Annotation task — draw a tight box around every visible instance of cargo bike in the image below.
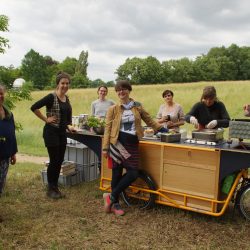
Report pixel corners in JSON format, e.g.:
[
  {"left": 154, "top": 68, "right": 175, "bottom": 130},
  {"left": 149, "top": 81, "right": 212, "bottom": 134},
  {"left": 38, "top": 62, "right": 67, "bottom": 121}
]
[{"left": 67, "top": 120, "right": 250, "bottom": 220}]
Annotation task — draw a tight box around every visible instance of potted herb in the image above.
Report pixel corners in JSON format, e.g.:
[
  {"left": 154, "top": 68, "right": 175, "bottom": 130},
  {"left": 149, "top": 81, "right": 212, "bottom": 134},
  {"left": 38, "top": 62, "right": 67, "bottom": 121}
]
[{"left": 86, "top": 116, "right": 106, "bottom": 135}]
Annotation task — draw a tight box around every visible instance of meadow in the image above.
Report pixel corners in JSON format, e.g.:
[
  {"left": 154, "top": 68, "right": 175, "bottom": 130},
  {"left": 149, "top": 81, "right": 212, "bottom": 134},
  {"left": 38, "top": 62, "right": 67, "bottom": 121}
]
[
  {"left": 14, "top": 80, "right": 250, "bottom": 156},
  {"left": 1, "top": 81, "right": 250, "bottom": 249},
  {"left": 0, "top": 163, "right": 249, "bottom": 249}
]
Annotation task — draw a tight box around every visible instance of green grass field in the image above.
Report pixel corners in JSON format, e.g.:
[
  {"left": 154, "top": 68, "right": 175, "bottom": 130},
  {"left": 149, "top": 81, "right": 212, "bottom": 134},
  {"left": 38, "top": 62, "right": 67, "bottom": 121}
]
[
  {"left": 0, "top": 163, "right": 249, "bottom": 249},
  {"left": 14, "top": 81, "right": 250, "bottom": 156}
]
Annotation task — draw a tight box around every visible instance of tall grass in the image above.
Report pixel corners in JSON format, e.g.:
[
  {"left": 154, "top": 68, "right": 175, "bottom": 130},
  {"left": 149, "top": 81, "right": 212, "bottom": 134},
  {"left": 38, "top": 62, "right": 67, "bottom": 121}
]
[
  {"left": 14, "top": 81, "right": 250, "bottom": 156},
  {"left": 0, "top": 163, "right": 249, "bottom": 249}
]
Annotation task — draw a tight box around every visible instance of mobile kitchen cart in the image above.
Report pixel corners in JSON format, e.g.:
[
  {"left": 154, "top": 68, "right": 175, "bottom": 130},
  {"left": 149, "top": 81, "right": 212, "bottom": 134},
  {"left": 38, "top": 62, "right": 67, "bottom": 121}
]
[{"left": 67, "top": 123, "right": 250, "bottom": 220}]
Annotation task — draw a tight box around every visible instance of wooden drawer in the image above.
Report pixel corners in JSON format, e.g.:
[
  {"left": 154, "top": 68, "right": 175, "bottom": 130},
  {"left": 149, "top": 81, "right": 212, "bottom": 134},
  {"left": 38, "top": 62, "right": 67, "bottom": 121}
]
[{"left": 163, "top": 146, "right": 219, "bottom": 170}]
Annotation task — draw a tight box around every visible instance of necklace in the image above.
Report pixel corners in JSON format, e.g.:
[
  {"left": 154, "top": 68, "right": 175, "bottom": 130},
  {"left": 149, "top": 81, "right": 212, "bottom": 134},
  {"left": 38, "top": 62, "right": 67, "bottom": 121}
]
[{"left": 55, "top": 91, "right": 66, "bottom": 102}]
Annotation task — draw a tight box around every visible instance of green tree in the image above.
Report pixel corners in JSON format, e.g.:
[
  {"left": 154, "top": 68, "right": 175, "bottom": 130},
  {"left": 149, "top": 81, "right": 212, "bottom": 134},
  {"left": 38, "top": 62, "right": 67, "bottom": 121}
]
[
  {"left": 139, "top": 56, "right": 163, "bottom": 84},
  {"left": 115, "top": 57, "right": 144, "bottom": 83},
  {"left": 21, "top": 49, "right": 50, "bottom": 89},
  {"left": 58, "top": 57, "right": 77, "bottom": 76},
  {"left": 90, "top": 78, "right": 105, "bottom": 88},
  {"left": 161, "top": 60, "right": 174, "bottom": 83},
  {"left": 75, "top": 50, "right": 88, "bottom": 76},
  {"left": 0, "top": 65, "right": 21, "bottom": 88},
  {"left": 167, "top": 58, "right": 194, "bottom": 83},
  {"left": 71, "top": 73, "right": 90, "bottom": 88},
  {"left": 0, "top": 15, "right": 9, "bottom": 54},
  {"left": 0, "top": 14, "right": 31, "bottom": 130}
]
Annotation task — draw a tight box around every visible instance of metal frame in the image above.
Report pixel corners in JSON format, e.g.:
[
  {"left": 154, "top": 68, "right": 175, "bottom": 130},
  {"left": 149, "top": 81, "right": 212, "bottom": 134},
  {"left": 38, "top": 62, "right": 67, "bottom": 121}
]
[{"left": 100, "top": 170, "right": 248, "bottom": 217}]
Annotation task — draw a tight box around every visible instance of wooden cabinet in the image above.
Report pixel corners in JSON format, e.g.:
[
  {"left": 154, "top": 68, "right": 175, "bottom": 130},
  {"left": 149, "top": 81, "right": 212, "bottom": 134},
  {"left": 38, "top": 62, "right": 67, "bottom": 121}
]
[
  {"left": 162, "top": 146, "right": 220, "bottom": 199},
  {"left": 138, "top": 142, "right": 220, "bottom": 211},
  {"left": 101, "top": 141, "right": 221, "bottom": 212}
]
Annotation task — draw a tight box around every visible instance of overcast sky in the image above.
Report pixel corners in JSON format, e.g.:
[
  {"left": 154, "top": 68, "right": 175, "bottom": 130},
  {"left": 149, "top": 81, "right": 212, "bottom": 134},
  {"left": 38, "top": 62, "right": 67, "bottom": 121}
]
[{"left": 1, "top": 0, "right": 250, "bottom": 81}]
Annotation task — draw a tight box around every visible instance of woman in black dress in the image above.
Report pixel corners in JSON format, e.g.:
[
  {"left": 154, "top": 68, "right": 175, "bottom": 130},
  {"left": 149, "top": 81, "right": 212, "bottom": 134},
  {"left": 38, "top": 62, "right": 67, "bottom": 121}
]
[{"left": 31, "top": 72, "right": 75, "bottom": 199}]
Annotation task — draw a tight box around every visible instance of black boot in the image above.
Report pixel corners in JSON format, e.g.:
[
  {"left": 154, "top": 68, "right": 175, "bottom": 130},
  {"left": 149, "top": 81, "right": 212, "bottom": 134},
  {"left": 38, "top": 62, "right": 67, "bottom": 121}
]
[{"left": 47, "top": 185, "right": 62, "bottom": 199}]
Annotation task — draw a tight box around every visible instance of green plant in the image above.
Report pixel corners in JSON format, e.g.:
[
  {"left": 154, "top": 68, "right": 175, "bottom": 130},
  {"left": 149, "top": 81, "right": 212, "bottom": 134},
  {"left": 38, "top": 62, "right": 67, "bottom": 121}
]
[{"left": 86, "top": 116, "right": 105, "bottom": 128}]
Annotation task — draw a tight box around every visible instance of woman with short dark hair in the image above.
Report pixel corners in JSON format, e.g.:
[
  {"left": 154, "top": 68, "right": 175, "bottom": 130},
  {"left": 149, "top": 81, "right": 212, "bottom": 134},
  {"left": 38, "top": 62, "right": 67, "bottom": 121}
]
[
  {"left": 157, "top": 89, "right": 185, "bottom": 131},
  {"left": 185, "top": 86, "right": 230, "bottom": 129},
  {"left": 31, "top": 72, "right": 75, "bottom": 199},
  {"left": 102, "top": 80, "right": 168, "bottom": 216}
]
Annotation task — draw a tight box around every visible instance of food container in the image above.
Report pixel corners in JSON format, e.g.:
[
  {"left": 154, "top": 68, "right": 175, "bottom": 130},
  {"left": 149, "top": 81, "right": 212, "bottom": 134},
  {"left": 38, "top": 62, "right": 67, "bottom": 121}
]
[
  {"left": 144, "top": 127, "right": 154, "bottom": 137},
  {"left": 192, "top": 129, "right": 224, "bottom": 141},
  {"left": 160, "top": 133, "right": 181, "bottom": 143}
]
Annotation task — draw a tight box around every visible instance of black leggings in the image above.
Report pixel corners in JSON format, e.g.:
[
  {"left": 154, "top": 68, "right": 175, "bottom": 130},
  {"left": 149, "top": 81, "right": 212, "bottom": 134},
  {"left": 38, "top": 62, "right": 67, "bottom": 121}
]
[
  {"left": 111, "top": 165, "right": 139, "bottom": 202},
  {"left": 46, "top": 144, "right": 66, "bottom": 188}
]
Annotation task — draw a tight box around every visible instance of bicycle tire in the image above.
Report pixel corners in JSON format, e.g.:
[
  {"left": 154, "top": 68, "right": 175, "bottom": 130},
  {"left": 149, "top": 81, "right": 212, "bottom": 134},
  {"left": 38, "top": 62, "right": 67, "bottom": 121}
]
[
  {"left": 121, "top": 170, "right": 156, "bottom": 209},
  {"left": 235, "top": 182, "right": 250, "bottom": 220}
]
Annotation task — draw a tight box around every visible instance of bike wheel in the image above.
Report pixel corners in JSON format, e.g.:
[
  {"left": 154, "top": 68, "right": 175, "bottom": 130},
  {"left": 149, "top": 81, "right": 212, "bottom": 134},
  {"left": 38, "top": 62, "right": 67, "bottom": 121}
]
[
  {"left": 236, "top": 182, "right": 250, "bottom": 220},
  {"left": 121, "top": 170, "right": 156, "bottom": 209}
]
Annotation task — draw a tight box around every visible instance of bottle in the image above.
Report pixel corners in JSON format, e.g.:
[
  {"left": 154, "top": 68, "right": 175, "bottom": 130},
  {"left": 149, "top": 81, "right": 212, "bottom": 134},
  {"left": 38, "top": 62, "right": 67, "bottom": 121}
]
[{"left": 221, "top": 174, "right": 236, "bottom": 194}]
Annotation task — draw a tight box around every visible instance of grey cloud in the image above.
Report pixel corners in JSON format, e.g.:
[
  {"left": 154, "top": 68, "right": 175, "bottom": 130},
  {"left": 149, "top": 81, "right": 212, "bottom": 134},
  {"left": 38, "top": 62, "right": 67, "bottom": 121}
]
[{"left": 1, "top": 0, "right": 250, "bottom": 80}]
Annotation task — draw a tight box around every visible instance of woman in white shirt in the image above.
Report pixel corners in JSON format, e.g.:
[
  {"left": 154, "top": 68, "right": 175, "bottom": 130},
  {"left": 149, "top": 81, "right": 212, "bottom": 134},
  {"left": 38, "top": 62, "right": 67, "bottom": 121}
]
[
  {"left": 157, "top": 89, "right": 185, "bottom": 131},
  {"left": 91, "top": 86, "right": 115, "bottom": 118}
]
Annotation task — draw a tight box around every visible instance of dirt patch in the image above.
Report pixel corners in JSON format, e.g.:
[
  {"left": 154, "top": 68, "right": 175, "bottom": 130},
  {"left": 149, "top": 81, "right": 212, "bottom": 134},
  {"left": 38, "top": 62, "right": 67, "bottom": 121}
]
[{"left": 17, "top": 153, "right": 48, "bottom": 164}]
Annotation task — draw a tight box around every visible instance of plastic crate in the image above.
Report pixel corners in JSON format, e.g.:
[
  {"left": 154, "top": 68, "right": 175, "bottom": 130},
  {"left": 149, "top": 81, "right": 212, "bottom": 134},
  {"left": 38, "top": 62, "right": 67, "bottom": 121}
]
[
  {"left": 64, "top": 143, "right": 99, "bottom": 166},
  {"left": 41, "top": 169, "right": 82, "bottom": 187},
  {"left": 76, "top": 162, "right": 99, "bottom": 182}
]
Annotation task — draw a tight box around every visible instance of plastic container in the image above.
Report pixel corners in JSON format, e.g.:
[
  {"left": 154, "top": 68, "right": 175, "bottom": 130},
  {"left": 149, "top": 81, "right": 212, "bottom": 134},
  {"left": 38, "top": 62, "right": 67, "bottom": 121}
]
[
  {"left": 41, "top": 169, "right": 81, "bottom": 187},
  {"left": 221, "top": 174, "right": 236, "bottom": 194},
  {"left": 64, "top": 143, "right": 99, "bottom": 166},
  {"left": 76, "top": 162, "right": 99, "bottom": 182},
  {"left": 64, "top": 143, "right": 99, "bottom": 182}
]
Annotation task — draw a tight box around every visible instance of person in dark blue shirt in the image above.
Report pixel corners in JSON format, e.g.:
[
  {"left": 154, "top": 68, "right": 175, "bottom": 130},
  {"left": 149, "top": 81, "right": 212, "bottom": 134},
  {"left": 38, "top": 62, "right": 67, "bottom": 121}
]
[{"left": 0, "top": 84, "right": 17, "bottom": 197}]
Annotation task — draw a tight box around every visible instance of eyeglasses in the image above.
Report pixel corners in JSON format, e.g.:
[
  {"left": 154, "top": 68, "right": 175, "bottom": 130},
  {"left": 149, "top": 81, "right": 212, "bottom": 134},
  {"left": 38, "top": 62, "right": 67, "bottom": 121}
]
[{"left": 116, "top": 88, "right": 128, "bottom": 93}]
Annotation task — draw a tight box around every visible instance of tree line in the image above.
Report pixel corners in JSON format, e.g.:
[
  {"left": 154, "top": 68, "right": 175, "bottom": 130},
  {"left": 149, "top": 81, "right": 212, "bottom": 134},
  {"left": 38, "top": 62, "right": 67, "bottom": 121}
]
[
  {"left": 2, "top": 14, "right": 250, "bottom": 90},
  {"left": 116, "top": 44, "right": 250, "bottom": 84},
  {"left": 0, "top": 49, "right": 114, "bottom": 90}
]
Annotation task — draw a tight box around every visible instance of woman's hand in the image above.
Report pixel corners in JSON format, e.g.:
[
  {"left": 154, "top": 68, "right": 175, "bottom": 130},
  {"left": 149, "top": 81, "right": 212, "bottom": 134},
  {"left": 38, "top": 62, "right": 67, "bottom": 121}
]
[
  {"left": 67, "top": 125, "right": 77, "bottom": 133},
  {"left": 10, "top": 154, "right": 16, "bottom": 165},
  {"left": 46, "top": 116, "right": 57, "bottom": 124},
  {"left": 190, "top": 116, "right": 199, "bottom": 128},
  {"left": 206, "top": 120, "right": 218, "bottom": 129},
  {"left": 166, "top": 121, "right": 174, "bottom": 128},
  {"left": 102, "top": 151, "right": 108, "bottom": 159}
]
